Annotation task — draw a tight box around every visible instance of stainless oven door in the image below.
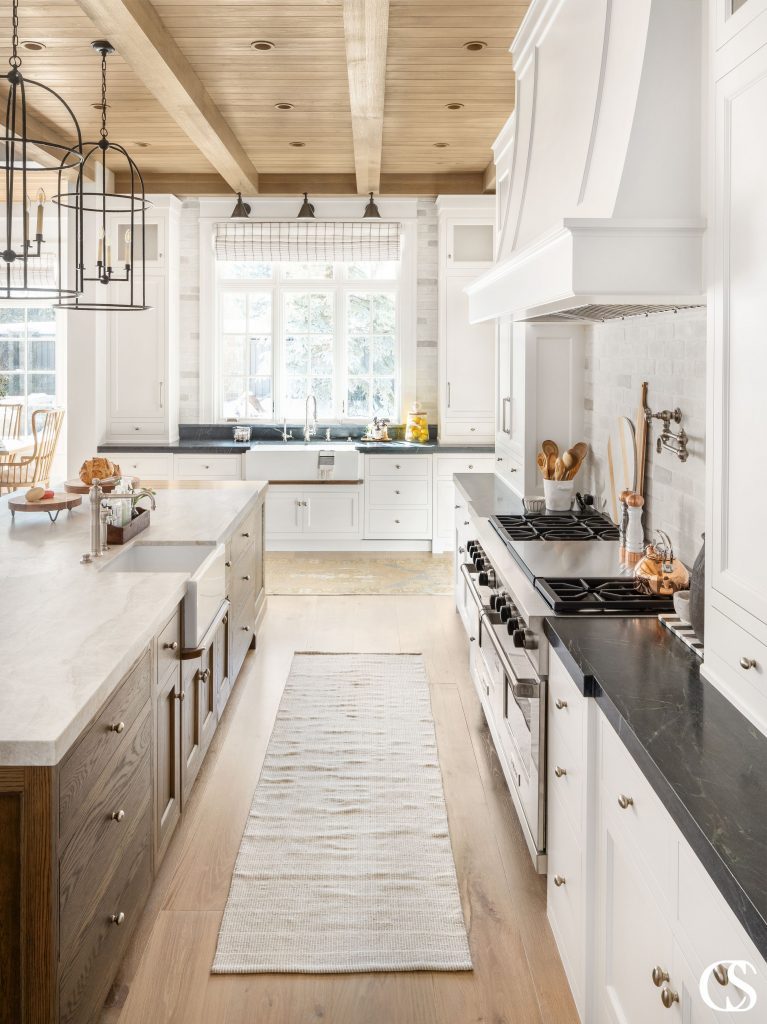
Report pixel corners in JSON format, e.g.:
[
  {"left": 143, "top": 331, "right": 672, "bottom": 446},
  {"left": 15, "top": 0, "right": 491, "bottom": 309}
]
[{"left": 480, "top": 616, "right": 547, "bottom": 867}]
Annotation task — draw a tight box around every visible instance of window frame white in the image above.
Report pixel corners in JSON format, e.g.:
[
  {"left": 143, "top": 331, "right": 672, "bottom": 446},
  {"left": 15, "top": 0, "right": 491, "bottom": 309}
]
[{"left": 198, "top": 197, "right": 418, "bottom": 424}]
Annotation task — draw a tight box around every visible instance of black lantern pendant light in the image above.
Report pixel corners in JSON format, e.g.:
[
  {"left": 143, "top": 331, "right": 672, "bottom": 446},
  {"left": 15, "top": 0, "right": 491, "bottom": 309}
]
[
  {"left": 230, "top": 192, "right": 251, "bottom": 218},
  {"left": 362, "top": 192, "right": 381, "bottom": 218},
  {"left": 55, "top": 41, "right": 150, "bottom": 311},
  {"left": 1, "top": 0, "right": 83, "bottom": 301},
  {"left": 296, "top": 192, "right": 315, "bottom": 218}
]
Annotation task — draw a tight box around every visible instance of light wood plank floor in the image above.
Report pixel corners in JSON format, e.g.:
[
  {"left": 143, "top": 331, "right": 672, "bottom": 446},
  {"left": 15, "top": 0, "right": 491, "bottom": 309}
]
[{"left": 100, "top": 596, "right": 578, "bottom": 1024}]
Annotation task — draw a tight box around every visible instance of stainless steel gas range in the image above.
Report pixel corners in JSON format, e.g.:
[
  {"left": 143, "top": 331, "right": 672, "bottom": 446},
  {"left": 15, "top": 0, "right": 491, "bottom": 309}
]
[{"left": 456, "top": 508, "right": 674, "bottom": 874}]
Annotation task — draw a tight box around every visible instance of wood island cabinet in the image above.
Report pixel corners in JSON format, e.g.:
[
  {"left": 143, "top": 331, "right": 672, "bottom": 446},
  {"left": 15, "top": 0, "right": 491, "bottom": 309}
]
[{"left": 0, "top": 495, "right": 266, "bottom": 1024}]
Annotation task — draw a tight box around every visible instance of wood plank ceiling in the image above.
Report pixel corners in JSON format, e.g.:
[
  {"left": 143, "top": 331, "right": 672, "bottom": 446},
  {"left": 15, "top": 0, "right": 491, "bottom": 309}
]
[{"left": 1, "top": 0, "right": 528, "bottom": 196}]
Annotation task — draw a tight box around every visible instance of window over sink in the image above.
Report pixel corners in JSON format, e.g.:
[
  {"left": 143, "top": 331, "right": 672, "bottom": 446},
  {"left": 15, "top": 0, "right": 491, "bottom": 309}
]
[{"left": 215, "top": 258, "right": 401, "bottom": 423}]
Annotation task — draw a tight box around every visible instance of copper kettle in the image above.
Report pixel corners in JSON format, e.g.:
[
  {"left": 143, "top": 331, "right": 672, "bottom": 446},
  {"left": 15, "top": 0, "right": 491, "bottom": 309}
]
[{"left": 633, "top": 530, "right": 690, "bottom": 596}]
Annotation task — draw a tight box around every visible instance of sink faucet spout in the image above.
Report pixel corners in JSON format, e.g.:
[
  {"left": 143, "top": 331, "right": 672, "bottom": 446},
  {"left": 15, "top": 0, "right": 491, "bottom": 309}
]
[{"left": 304, "top": 393, "right": 318, "bottom": 443}]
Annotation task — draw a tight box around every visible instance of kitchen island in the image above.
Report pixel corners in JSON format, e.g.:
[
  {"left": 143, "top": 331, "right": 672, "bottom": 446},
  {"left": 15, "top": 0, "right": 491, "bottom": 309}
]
[{"left": 0, "top": 481, "right": 267, "bottom": 1024}]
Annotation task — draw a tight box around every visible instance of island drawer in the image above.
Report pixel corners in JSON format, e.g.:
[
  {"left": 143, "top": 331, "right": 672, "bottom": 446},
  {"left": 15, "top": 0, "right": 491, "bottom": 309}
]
[
  {"left": 157, "top": 606, "right": 181, "bottom": 685},
  {"left": 230, "top": 556, "right": 256, "bottom": 616},
  {"left": 59, "top": 805, "right": 152, "bottom": 1024},
  {"left": 59, "top": 732, "right": 151, "bottom": 955},
  {"left": 230, "top": 506, "right": 259, "bottom": 565},
  {"left": 231, "top": 598, "right": 255, "bottom": 682},
  {"left": 59, "top": 648, "right": 151, "bottom": 845},
  {"left": 366, "top": 454, "right": 430, "bottom": 478}
]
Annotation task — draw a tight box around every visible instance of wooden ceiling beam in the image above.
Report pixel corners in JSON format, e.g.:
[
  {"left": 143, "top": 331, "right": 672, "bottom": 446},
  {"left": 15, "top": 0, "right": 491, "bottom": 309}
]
[
  {"left": 343, "top": 0, "right": 390, "bottom": 195},
  {"left": 73, "top": 0, "right": 259, "bottom": 194},
  {"left": 114, "top": 171, "right": 488, "bottom": 197}
]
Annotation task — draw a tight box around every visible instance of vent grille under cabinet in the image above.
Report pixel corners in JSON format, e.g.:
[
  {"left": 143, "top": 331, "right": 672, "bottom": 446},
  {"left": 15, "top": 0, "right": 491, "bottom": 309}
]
[{"left": 521, "top": 304, "right": 705, "bottom": 325}]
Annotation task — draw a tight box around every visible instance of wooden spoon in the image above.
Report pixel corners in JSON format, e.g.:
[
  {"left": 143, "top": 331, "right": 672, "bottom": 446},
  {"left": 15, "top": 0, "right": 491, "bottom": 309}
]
[
  {"left": 541, "top": 439, "right": 558, "bottom": 459},
  {"left": 536, "top": 451, "right": 549, "bottom": 479},
  {"left": 554, "top": 457, "right": 566, "bottom": 480},
  {"left": 570, "top": 441, "right": 588, "bottom": 462},
  {"left": 562, "top": 449, "right": 577, "bottom": 477}
]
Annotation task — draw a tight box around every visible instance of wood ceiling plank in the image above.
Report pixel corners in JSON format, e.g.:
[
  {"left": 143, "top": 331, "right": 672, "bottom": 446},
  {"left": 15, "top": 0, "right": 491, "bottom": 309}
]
[
  {"left": 72, "top": 0, "right": 259, "bottom": 192},
  {"left": 342, "top": 0, "right": 389, "bottom": 194}
]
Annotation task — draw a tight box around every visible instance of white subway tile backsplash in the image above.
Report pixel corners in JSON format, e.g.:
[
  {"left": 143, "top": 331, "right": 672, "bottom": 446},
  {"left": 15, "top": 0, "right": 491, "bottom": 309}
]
[{"left": 582, "top": 308, "right": 706, "bottom": 566}]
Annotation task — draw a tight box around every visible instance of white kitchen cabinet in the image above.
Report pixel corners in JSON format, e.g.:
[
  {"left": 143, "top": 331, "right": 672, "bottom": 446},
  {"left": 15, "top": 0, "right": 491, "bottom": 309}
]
[
  {"left": 494, "top": 322, "right": 585, "bottom": 498},
  {"left": 173, "top": 454, "right": 243, "bottom": 480},
  {"left": 432, "top": 454, "right": 494, "bottom": 553},
  {"left": 266, "top": 485, "right": 361, "bottom": 546},
  {"left": 105, "top": 451, "right": 173, "bottom": 481},
  {"left": 104, "top": 196, "right": 181, "bottom": 445},
  {"left": 364, "top": 454, "right": 431, "bottom": 540},
  {"left": 706, "top": 9, "right": 767, "bottom": 733},
  {"left": 437, "top": 197, "right": 496, "bottom": 444}
]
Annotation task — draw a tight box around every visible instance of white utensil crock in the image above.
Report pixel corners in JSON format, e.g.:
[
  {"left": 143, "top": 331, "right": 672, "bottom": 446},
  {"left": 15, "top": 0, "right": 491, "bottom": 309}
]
[{"left": 543, "top": 478, "right": 574, "bottom": 512}]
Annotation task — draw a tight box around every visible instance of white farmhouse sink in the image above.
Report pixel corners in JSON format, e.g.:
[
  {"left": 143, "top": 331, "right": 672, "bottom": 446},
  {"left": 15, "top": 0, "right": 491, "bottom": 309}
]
[
  {"left": 245, "top": 443, "right": 361, "bottom": 482},
  {"left": 103, "top": 542, "right": 226, "bottom": 648}
]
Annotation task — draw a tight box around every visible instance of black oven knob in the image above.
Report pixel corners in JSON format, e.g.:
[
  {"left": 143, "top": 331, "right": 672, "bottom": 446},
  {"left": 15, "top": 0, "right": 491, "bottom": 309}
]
[
  {"left": 478, "top": 571, "right": 489, "bottom": 586},
  {"left": 506, "top": 617, "right": 519, "bottom": 635},
  {"left": 494, "top": 595, "right": 506, "bottom": 611},
  {"left": 499, "top": 605, "right": 511, "bottom": 623},
  {"left": 512, "top": 628, "right": 526, "bottom": 647},
  {"left": 489, "top": 594, "right": 498, "bottom": 610}
]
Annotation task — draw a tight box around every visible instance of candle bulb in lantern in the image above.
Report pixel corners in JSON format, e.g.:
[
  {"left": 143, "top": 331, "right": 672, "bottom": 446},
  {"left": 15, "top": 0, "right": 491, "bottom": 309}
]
[
  {"left": 24, "top": 194, "right": 30, "bottom": 243},
  {"left": 124, "top": 228, "right": 131, "bottom": 265},
  {"left": 106, "top": 241, "right": 112, "bottom": 268},
  {"left": 97, "top": 226, "right": 104, "bottom": 265},
  {"left": 35, "top": 189, "right": 45, "bottom": 237}
]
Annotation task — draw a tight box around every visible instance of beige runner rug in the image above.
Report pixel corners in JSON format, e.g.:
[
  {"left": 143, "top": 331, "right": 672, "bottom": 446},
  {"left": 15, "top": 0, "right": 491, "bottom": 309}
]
[{"left": 212, "top": 653, "right": 472, "bottom": 973}]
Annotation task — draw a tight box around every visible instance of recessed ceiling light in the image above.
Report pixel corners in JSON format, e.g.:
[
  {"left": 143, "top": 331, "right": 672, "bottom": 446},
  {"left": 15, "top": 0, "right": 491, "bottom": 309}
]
[
  {"left": 289, "top": 141, "right": 306, "bottom": 147},
  {"left": 91, "top": 102, "right": 110, "bottom": 111},
  {"left": 433, "top": 142, "right": 449, "bottom": 148},
  {"left": 445, "top": 102, "right": 464, "bottom": 110},
  {"left": 462, "top": 40, "right": 487, "bottom": 51},
  {"left": 20, "top": 40, "right": 45, "bottom": 51},
  {"left": 251, "top": 40, "right": 275, "bottom": 51},
  {"left": 275, "top": 102, "right": 294, "bottom": 110},
  {"left": 132, "top": 141, "right": 149, "bottom": 148}
]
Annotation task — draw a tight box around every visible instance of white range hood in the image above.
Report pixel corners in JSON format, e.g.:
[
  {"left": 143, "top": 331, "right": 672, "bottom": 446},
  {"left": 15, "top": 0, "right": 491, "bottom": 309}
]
[{"left": 467, "top": 0, "right": 705, "bottom": 325}]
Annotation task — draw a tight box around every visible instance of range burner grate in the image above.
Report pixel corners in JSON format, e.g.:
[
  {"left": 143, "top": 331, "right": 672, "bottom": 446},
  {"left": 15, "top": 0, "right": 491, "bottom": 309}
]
[
  {"left": 536, "top": 577, "right": 675, "bottom": 614},
  {"left": 492, "top": 511, "right": 620, "bottom": 542}
]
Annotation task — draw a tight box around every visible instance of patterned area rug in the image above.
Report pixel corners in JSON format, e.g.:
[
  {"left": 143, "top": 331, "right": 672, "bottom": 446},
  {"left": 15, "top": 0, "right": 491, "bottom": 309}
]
[
  {"left": 212, "top": 653, "right": 472, "bottom": 974},
  {"left": 265, "top": 551, "right": 454, "bottom": 596}
]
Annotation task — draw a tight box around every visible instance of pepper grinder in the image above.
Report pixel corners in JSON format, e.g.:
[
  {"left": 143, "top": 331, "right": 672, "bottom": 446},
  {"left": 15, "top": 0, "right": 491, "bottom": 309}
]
[
  {"left": 618, "top": 489, "right": 631, "bottom": 552},
  {"left": 625, "top": 492, "right": 645, "bottom": 561}
]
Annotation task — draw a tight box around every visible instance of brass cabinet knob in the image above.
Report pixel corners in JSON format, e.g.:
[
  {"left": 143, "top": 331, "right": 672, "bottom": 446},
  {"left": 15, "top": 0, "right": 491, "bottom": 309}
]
[
  {"left": 395, "top": 489, "right": 400, "bottom": 495},
  {"left": 109, "top": 721, "right": 125, "bottom": 734},
  {"left": 553, "top": 875, "right": 566, "bottom": 887},
  {"left": 713, "top": 963, "right": 729, "bottom": 987},
  {"left": 555, "top": 699, "right": 568, "bottom": 710},
  {"left": 199, "top": 668, "right": 210, "bottom": 683},
  {"left": 225, "top": 560, "right": 232, "bottom": 567},
  {"left": 554, "top": 766, "right": 567, "bottom": 778},
  {"left": 395, "top": 464, "right": 401, "bottom": 469},
  {"left": 111, "top": 809, "right": 125, "bottom": 822},
  {"left": 110, "top": 912, "right": 125, "bottom": 926},
  {"left": 618, "top": 794, "right": 634, "bottom": 810},
  {"left": 468, "top": 464, "right": 474, "bottom": 469},
  {"left": 469, "top": 637, "right": 476, "bottom": 643},
  {"left": 740, "top": 656, "right": 757, "bottom": 670},
  {"left": 241, "top": 625, "right": 250, "bottom": 632},
  {"left": 660, "top": 987, "right": 679, "bottom": 1009},
  {"left": 464, "top": 520, "right": 470, "bottom": 526},
  {"left": 242, "top": 574, "right": 251, "bottom": 581},
  {"left": 175, "top": 690, "right": 185, "bottom": 701},
  {"left": 652, "top": 966, "right": 670, "bottom": 987},
  {"left": 163, "top": 641, "right": 178, "bottom": 651},
  {"left": 242, "top": 531, "right": 250, "bottom": 538}
]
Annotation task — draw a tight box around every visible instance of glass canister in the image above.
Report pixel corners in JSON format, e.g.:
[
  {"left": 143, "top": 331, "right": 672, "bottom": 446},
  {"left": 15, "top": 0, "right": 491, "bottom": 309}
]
[{"left": 405, "top": 402, "right": 429, "bottom": 443}]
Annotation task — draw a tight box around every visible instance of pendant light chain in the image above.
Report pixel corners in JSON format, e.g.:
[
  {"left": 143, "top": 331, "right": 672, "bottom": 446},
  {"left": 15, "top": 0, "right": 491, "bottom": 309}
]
[
  {"left": 9, "top": 0, "right": 21, "bottom": 68},
  {"left": 99, "top": 48, "right": 108, "bottom": 139}
]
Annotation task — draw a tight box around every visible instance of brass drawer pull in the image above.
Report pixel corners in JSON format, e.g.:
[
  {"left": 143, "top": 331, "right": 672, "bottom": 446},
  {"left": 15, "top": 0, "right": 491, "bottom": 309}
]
[
  {"left": 712, "top": 963, "right": 729, "bottom": 986},
  {"left": 660, "top": 988, "right": 679, "bottom": 1009},
  {"left": 652, "top": 966, "right": 670, "bottom": 987},
  {"left": 199, "top": 668, "right": 210, "bottom": 683},
  {"left": 241, "top": 625, "right": 250, "bottom": 632},
  {"left": 555, "top": 698, "right": 567, "bottom": 710},
  {"left": 163, "top": 641, "right": 178, "bottom": 651},
  {"left": 242, "top": 531, "right": 251, "bottom": 538},
  {"left": 740, "top": 657, "right": 757, "bottom": 670},
  {"left": 553, "top": 875, "right": 566, "bottom": 887},
  {"left": 111, "top": 809, "right": 125, "bottom": 822},
  {"left": 110, "top": 912, "right": 125, "bottom": 926},
  {"left": 554, "top": 766, "right": 567, "bottom": 778},
  {"left": 225, "top": 560, "right": 232, "bottom": 568},
  {"left": 242, "top": 574, "right": 251, "bottom": 581},
  {"left": 617, "top": 794, "right": 634, "bottom": 810},
  {"left": 109, "top": 721, "right": 125, "bottom": 734},
  {"left": 395, "top": 489, "right": 400, "bottom": 494},
  {"left": 175, "top": 690, "right": 185, "bottom": 701}
]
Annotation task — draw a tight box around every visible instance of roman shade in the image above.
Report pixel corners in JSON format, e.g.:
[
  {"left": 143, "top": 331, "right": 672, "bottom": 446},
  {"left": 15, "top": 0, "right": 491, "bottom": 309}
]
[{"left": 214, "top": 220, "right": 401, "bottom": 262}]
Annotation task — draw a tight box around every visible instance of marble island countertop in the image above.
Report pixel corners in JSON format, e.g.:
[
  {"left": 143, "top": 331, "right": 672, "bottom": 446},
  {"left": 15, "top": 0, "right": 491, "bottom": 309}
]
[{"left": 0, "top": 482, "right": 267, "bottom": 767}]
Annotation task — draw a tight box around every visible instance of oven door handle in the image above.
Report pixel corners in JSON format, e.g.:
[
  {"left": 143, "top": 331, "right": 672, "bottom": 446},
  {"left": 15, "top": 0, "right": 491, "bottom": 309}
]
[
  {"left": 460, "top": 562, "right": 484, "bottom": 612},
  {"left": 480, "top": 611, "right": 540, "bottom": 698}
]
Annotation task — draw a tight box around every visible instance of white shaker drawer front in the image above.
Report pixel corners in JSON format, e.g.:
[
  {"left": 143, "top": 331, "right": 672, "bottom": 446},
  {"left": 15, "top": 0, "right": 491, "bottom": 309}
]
[
  {"left": 705, "top": 605, "right": 767, "bottom": 727},
  {"left": 173, "top": 454, "right": 242, "bottom": 480},
  {"left": 440, "top": 418, "right": 494, "bottom": 444},
  {"left": 366, "top": 455, "right": 430, "bottom": 479},
  {"left": 599, "top": 716, "right": 674, "bottom": 902},
  {"left": 109, "top": 420, "right": 166, "bottom": 438},
  {"left": 547, "top": 781, "right": 585, "bottom": 1004},
  {"left": 548, "top": 726, "right": 585, "bottom": 841},
  {"left": 110, "top": 453, "right": 172, "bottom": 480},
  {"left": 367, "top": 479, "right": 429, "bottom": 507},
  {"left": 366, "top": 508, "right": 431, "bottom": 539},
  {"left": 548, "top": 651, "right": 588, "bottom": 757},
  {"left": 435, "top": 455, "right": 495, "bottom": 478}
]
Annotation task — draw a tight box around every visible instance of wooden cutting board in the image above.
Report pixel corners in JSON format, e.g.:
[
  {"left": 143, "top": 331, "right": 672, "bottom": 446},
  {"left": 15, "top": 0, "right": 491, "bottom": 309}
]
[
  {"left": 606, "top": 416, "right": 637, "bottom": 523},
  {"left": 8, "top": 493, "right": 82, "bottom": 522}
]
